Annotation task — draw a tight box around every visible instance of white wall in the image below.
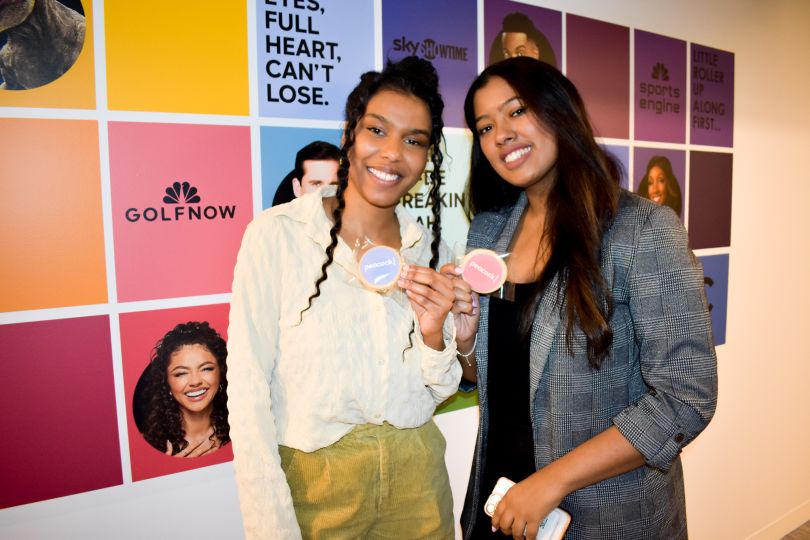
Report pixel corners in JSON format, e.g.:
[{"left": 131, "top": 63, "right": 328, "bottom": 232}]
[{"left": 2, "top": 1, "right": 809, "bottom": 539}]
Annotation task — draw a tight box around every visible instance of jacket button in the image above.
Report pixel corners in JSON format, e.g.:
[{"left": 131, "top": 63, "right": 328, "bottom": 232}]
[{"left": 674, "top": 433, "right": 685, "bottom": 443}]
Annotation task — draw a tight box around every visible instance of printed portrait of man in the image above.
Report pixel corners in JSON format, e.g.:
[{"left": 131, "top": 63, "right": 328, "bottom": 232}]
[
  {"left": 272, "top": 140, "right": 341, "bottom": 206},
  {"left": 488, "top": 12, "right": 557, "bottom": 68}
]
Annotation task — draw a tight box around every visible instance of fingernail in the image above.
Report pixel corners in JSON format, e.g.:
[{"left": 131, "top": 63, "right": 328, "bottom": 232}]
[
  {"left": 454, "top": 266, "right": 463, "bottom": 275},
  {"left": 492, "top": 526, "right": 497, "bottom": 533}
]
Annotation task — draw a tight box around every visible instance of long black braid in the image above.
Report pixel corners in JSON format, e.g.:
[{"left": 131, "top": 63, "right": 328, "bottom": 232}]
[
  {"left": 301, "top": 56, "right": 446, "bottom": 318},
  {"left": 426, "top": 141, "right": 443, "bottom": 269},
  {"left": 299, "top": 144, "right": 350, "bottom": 317}
]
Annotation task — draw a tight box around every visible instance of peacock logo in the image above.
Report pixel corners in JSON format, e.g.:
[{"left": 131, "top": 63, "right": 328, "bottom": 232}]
[
  {"left": 163, "top": 181, "right": 201, "bottom": 204},
  {"left": 651, "top": 62, "right": 670, "bottom": 81}
]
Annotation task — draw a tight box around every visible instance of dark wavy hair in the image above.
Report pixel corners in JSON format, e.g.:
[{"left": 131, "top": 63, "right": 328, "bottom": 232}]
[
  {"left": 464, "top": 57, "right": 621, "bottom": 368},
  {"left": 637, "top": 155, "right": 682, "bottom": 217},
  {"left": 302, "top": 56, "right": 445, "bottom": 315},
  {"left": 133, "top": 321, "right": 230, "bottom": 455}
]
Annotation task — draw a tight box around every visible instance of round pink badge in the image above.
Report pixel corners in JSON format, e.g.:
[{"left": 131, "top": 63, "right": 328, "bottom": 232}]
[{"left": 461, "top": 249, "right": 507, "bottom": 294}]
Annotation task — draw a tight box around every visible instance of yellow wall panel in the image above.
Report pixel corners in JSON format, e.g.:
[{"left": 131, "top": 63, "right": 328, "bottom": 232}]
[{"left": 105, "top": 1, "right": 248, "bottom": 114}]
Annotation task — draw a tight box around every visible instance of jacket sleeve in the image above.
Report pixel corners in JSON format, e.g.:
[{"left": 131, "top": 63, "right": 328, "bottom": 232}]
[
  {"left": 226, "top": 218, "right": 302, "bottom": 540},
  {"left": 612, "top": 205, "right": 718, "bottom": 471}
]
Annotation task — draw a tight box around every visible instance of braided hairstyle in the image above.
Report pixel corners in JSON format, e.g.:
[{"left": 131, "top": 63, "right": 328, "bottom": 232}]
[
  {"left": 302, "top": 56, "right": 445, "bottom": 316},
  {"left": 134, "top": 321, "right": 230, "bottom": 456}
]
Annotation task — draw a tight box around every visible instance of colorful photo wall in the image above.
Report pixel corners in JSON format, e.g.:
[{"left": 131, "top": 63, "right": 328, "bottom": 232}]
[{"left": 0, "top": 0, "right": 733, "bottom": 510}]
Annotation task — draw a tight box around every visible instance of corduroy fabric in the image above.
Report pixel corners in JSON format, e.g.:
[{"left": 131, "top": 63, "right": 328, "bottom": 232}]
[{"left": 280, "top": 421, "right": 454, "bottom": 540}]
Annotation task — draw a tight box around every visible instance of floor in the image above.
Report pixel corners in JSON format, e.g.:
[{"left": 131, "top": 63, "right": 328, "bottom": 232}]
[{"left": 783, "top": 520, "right": 810, "bottom": 540}]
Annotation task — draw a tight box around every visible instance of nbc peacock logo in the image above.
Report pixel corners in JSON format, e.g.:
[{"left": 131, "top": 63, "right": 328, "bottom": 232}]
[
  {"left": 163, "top": 181, "right": 200, "bottom": 204},
  {"left": 125, "top": 181, "right": 236, "bottom": 223},
  {"left": 651, "top": 62, "right": 670, "bottom": 81}
]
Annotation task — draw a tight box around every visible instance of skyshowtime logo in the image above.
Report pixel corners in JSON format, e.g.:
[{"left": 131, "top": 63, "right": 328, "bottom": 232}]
[
  {"left": 392, "top": 36, "right": 469, "bottom": 62},
  {"left": 125, "top": 182, "right": 237, "bottom": 222}
]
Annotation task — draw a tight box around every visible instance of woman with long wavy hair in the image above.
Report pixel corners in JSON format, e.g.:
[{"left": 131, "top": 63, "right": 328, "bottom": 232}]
[
  {"left": 453, "top": 57, "right": 717, "bottom": 539},
  {"left": 637, "top": 155, "right": 683, "bottom": 217},
  {"left": 227, "top": 56, "right": 465, "bottom": 539},
  {"left": 133, "top": 321, "right": 229, "bottom": 458}
]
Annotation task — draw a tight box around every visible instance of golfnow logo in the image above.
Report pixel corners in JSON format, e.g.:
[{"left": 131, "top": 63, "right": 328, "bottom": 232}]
[{"left": 124, "top": 182, "right": 237, "bottom": 222}]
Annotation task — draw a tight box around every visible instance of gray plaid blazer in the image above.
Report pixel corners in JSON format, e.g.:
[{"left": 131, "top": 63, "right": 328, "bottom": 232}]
[{"left": 460, "top": 191, "right": 718, "bottom": 539}]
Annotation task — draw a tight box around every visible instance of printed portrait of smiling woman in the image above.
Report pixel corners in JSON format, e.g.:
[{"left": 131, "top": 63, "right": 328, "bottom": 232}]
[
  {"left": 132, "top": 321, "right": 230, "bottom": 458},
  {"left": 636, "top": 155, "right": 683, "bottom": 217}
]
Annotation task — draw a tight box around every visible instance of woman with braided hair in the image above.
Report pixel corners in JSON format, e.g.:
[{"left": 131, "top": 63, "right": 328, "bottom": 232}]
[{"left": 227, "top": 56, "right": 466, "bottom": 539}]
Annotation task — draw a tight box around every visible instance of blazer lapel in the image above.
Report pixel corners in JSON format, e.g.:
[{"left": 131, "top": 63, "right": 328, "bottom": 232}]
[
  {"left": 494, "top": 194, "right": 526, "bottom": 253},
  {"left": 527, "top": 272, "right": 563, "bottom": 415}
]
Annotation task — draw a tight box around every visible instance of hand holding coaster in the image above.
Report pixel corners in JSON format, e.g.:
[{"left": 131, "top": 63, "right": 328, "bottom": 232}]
[
  {"left": 460, "top": 249, "right": 507, "bottom": 294},
  {"left": 358, "top": 245, "right": 402, "bottom": 291}
]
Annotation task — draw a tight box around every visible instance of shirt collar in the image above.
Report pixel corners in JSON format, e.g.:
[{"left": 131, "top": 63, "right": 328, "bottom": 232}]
[{"left": 277, "top": 185, "right": 427, "bottom": 254}]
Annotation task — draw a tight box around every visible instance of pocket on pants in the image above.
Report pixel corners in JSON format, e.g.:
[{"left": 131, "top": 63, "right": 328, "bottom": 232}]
[
  {"left": 278, "top": 445, "right": 298, "bottom": 475},
  {"left": 421, "top": 420, "right": 447, "bottom": 455}
]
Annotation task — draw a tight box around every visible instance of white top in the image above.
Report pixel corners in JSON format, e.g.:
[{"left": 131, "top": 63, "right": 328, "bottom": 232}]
[{"left": 226, "top": 186, "right": 462, "bottom": 540}]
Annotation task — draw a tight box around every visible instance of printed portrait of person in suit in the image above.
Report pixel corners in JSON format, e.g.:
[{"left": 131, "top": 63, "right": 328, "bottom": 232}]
[
  {"left": 0, "top": 0, "right": 85, "bottom": 89},
  {"left": 132, "top": 321, "right": 230, "bottom": 458},
  {"left": 637, "top": 155, "right": 683, "bottom": 218},
  {"left": 272, "top": 140, "right": 341, "bottom": 206},
  {"left": 488, "top": 12, "right": 557, "bottom": 68}
]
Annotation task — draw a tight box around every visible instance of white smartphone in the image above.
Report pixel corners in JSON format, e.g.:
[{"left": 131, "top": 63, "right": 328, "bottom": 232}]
[
  {"left": 483, "top": 477, "right": 515, "bottom": 517},
  {"left": 483, "top": 477, "right": 572, "bottom": 540}
]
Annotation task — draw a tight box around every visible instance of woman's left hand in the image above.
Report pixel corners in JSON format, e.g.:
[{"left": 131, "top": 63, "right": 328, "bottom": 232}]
[
  {"left": 398, "top": 264, "right": 455, "bottom": 350},
  {"left": 491, "top": 469, "right": 565, "bottom": 540},
  {"left": 492, "top": 426, "right": 646, "bottom": 538}
]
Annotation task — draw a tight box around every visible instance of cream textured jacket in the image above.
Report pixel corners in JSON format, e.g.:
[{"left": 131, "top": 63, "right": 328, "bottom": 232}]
[{"left": 227, "top": 187, "right": 461, "bottom": 539}]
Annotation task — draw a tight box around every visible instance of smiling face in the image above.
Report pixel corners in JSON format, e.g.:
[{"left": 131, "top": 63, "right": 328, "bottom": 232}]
[
  {"left": 293, "top": 159, "right": 339, "bottom": 197},
  {"left": 501, "top": 32, "right": 540, "bottom": 60},
  {"left": 166, "top": 344, "right": 220, "bottom": 416},
  {"left": 345, "top": 89, "right": 432, "bottom": 212},
  {"left": 473, "top": 76, "right": 558, "bottom": 194},
  {"left": 645, "top": 165, "right": 668, "bottom": 205}
]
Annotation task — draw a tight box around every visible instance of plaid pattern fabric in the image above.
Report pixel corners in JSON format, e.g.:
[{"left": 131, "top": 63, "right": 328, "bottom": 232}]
[{"left": 461, "top": 191, "right": 718, "bottom": 539}]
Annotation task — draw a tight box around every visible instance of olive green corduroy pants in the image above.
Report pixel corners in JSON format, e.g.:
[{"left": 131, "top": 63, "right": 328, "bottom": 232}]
[{"left": 279, "top": 420, "right": 454, "bottom": 539}]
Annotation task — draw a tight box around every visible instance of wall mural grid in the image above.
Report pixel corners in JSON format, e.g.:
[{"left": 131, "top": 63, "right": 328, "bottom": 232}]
[{"left": 0, "top": 0, "right": 732, "bottom": 512}]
